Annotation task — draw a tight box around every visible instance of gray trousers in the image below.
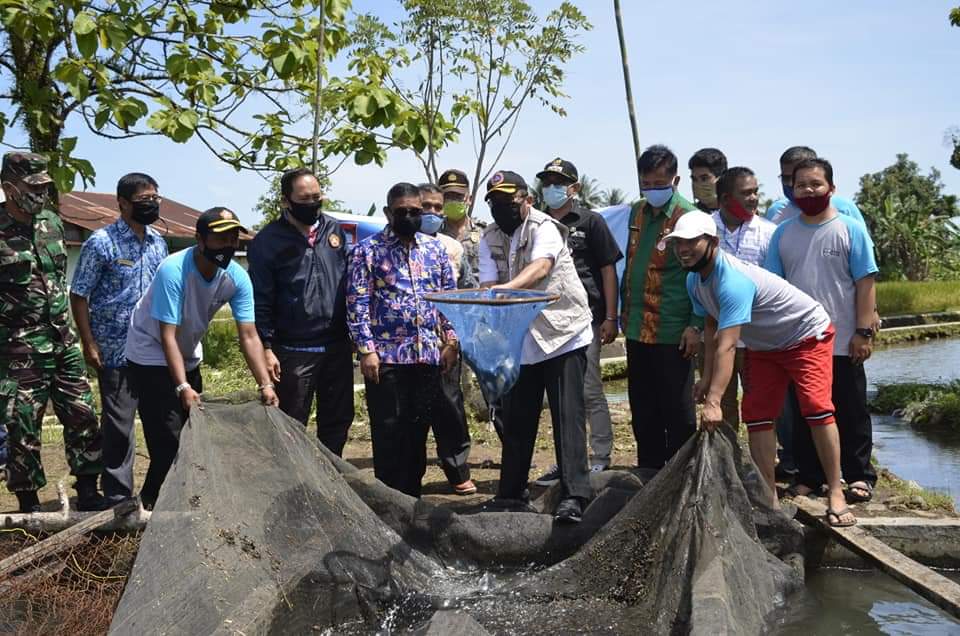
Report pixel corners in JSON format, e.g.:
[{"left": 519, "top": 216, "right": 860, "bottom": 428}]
[
  {"left": 585, "top": 323, "right": 614, "bottom": 466},
  {"left": 99, "top": 367, "right": 139, "bottom": 502}
]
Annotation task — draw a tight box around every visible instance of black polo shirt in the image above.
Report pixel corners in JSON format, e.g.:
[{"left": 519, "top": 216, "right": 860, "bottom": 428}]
[{"left": 556, "top": 204, "right": 623, "bottom": 325}]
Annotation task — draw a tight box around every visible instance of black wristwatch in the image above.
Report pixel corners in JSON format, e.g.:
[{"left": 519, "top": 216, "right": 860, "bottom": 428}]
[{"left": 855, "top": 328, "right": 874, "bottom": 339}]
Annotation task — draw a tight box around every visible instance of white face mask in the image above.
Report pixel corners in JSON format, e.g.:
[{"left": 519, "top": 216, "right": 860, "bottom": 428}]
[{"left": 542, "top": 184, "right": 571, "bottom": 209}]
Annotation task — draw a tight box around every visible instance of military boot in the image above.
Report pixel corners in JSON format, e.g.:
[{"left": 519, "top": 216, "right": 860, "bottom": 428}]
[
  {"left": 75, "top": 475, "right": 110, "bottom": 512},
  {"left": 16, "top": 490, "right": 41, "bottom": 514}
]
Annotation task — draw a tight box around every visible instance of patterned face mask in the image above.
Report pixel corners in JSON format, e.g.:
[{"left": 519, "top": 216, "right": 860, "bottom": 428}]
[{"left": 7, "top": 184, "right": 48, "bottom": 216}]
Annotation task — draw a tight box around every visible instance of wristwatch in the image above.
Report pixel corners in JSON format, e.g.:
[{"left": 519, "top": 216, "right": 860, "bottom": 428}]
[{"left": 855, "top": 327, "right": 875, "bottom": 339}]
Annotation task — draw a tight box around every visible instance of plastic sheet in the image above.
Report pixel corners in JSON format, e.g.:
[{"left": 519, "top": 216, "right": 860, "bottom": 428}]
[
  {"left": 425, "top": 289, "right": 557, "bottom": 402},
  {"left": 110, "top": 404, "right": 804, "bottom": 635}
]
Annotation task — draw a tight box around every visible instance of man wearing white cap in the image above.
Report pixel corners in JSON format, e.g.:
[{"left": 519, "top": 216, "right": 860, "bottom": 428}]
[{"left": 667, "top": 210, "right": 854, "bottom": 527}]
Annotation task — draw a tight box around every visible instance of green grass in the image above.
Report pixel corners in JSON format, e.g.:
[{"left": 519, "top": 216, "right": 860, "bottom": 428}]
[
  {"left": 877, "top": 280, "right": 960, "bottom": 316},
  {"left": 875, "top": 466, "right": 956, "bottom": 514},
  {"left": 871, "top": 381, "right": 960, "bottom": 431}
]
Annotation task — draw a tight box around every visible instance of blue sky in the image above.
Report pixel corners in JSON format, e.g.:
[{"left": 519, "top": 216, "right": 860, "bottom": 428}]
[{"left": 6, "top": 1, "right": 960, "bottom": 226}]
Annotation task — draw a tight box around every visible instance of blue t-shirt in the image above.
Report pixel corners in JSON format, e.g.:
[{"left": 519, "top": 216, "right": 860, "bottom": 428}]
[
  {"left": 687, "top": 252, "right": 831, "bottom": 351},
  {"left": 767, "top": 195, "right": 865, "bottom": 226},
  {"left": 124, "top": 247, "right": 254, "bottom": 370},
  {"left": 764, "top": 214, "right": 878, "bottom": 355}
]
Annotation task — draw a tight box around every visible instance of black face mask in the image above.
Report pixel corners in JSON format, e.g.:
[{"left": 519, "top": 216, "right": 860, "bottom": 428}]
[
  {"left": 201, "top": 244, "right": 235, "bottom": 269},
  {"left": 131, "top": 200, "right": 160, "bottom": 225},
  {"left": 682, "top": 242, "right": 715, "bottom": 273},
  {"left": 287, "top": 199, "right": 322, "bottom": 225},
  {"left": 491, "top": 201, "right": 523, "bottom": 235},
  {"left": 391, "top": 212, "right": 422, "bottom": 238}
]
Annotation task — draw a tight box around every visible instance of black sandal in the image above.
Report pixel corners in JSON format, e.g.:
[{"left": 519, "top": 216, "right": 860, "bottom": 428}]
[
  {"left": 846, "top": 481, "right": 874, "bottom": 503},
  {"left": 826, "top": 506, "right": 857, "bottom": 527}
]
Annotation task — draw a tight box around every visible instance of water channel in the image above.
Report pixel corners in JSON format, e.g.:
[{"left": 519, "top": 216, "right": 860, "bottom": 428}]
[{"left": 604, "top": 338, "right": 960, "bottom": 634}]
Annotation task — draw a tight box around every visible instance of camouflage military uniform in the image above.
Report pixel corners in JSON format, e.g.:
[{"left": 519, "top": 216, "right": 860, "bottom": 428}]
[
  {"left": 442, "top": 216, "right": 485, "bottom": 284},
  {"left": 0, "top": 199, "right": 103, "bottom": 493}
]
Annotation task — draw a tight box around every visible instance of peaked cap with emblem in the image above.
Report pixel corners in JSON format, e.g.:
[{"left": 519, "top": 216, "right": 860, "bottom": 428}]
[
  {"left": 438, "top": 168, "right": 469, "bottom": 194},
  {"left": 196, "top": 206, "right": 248, "bottom": 236},
  {"left": 484, "top": 170, "right": 528, "bottom": 200},
  {"left": 535, "top": 157, "right": 578, "bottom": 184}
]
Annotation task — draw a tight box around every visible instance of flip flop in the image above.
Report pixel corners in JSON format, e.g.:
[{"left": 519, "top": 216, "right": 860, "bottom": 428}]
[
  {"left": 825, "top": 506, "right": 857, "bottom": 528},
  {"left": 453, "top": 480, "right": 478, "bottom": 496},
  {"left": 785, "top": 483, "right": 826, "bottom": 499},
  {"left": 846, "top": 481, "right": 874, "bottom": 503}
]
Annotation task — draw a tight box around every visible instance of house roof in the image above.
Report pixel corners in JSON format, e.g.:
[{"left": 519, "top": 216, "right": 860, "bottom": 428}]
[{"left": 58, "top": 192, "right": 215, "bottom": 239}]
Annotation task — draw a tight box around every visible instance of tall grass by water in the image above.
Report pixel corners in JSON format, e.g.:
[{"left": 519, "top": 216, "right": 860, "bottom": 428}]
[{"left": 878, "top": 280, "right": 960, "bottom": 316}]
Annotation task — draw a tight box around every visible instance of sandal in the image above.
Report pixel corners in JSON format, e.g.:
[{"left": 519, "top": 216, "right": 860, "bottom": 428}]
[
  {"left": 785, "top": 483, "right": 826, "bottom": 499},
  {"left": 846, "top": 481, "right": 874, "bottom": 503},
  {"left": 453, "top": 480, "right": 477, "bottom": 496},
  {"left": 825, "top": 506, "right": 857, "bottom": 528}
]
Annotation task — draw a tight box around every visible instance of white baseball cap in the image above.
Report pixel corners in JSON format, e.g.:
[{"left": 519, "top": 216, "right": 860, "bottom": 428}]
[{"left": 663, "top": 210, "right": 717, "bottom": 241}]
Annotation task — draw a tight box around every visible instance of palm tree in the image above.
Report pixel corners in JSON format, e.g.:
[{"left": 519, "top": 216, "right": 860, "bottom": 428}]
[
  {"left": 601, "top": 187, "right": 629, "bottom": 207},
  {"left": 577, "top": 173, "right": 606, "bottom": 209}
]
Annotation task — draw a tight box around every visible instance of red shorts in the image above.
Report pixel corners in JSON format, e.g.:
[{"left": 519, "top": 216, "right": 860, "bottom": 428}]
[{"left": 741, "top": 327, "right": 836, "bottom": 433}]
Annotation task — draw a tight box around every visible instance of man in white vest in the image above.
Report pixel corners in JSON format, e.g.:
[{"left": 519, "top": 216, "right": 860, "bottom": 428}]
[{"left": 478, "top": 170, "right": 594, "bottom": 523}]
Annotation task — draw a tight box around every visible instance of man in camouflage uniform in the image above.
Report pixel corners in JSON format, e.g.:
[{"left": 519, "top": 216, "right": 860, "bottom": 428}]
[
  {"left": 439, "top": 169, "right": 484, "bottom": 282},
  {"left": 0, "top": 152, "right": 106, "bottom": 513}
]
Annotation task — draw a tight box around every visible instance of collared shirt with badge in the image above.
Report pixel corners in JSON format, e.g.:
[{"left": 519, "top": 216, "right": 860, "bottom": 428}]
[
  {"left": 346, "top": 227, "right": 457, "bottom": 365},
  {"left": 0, "top": 205, "right": 78, "bottom": 356},
  {"left": 556, "top": 204, "right": 623, "bottom": 325},
  {"left": 711, "top": 210, "right": 776, "bottom": 268},
  {"left": 71, "top": 218, "right": 168, "bottom": 368}
]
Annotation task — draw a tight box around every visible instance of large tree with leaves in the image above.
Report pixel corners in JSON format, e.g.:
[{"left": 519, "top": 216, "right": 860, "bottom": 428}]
[
  {"left": 0, "top": 0, "right": 442, "bottom": 193},
  {"left": 855, "top": 154, "right": 960, "bottom": 281},
  {"left": 352, "top": 0, "right": 590, "bottom": 212}
]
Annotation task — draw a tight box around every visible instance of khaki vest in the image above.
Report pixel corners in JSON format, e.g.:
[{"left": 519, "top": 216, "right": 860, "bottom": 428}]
[{"left": 482, "top": 208, "right": 591, "bottom": 356}]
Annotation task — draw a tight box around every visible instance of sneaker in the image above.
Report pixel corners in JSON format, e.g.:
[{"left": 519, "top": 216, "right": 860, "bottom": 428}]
[
  {"left": 554, "top": 497, "right": 583, "bottom": 524},
  {"left": 590, "top": 463, "right": 608, "bottom": 474},
  {"left": 533, "top": 465, "right": 561, "bottom": 486}
]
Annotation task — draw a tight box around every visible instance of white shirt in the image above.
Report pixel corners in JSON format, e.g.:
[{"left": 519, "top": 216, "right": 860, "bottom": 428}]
[
  {"left": 479, "top": 218, "right": 593, "bottom": 365},
  {"left": 711, "top": 211, "right": 776, "bottom": 267}
]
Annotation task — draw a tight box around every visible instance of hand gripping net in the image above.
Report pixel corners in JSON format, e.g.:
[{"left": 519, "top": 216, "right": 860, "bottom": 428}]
[{"left": 425, "top": 289, "right": 558, "bottom": 403}]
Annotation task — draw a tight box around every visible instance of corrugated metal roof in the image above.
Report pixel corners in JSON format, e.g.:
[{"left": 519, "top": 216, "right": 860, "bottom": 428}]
[{"left": 58, "top": 191, "right": 204, "bottom": 238}]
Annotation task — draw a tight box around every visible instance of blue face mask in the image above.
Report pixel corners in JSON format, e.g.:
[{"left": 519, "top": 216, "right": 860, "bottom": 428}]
[
  {"left": 542, "top": 184, "right": 571, "bottom": 210},
  {"left": 642, "top": 185, "right": 674, "bottom": 208},
  {"left": 782, "top": 183, "right": 795, "bottom": 202},
  {"left": 420, "top": 213, "right": 444, "bottom": 235}
]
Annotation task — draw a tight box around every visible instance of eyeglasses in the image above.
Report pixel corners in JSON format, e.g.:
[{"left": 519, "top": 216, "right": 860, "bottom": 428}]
[
  {"left": 392, "top": 206, "right": 422, "bottom": 216},
  {"left": 421, "top": 202, "right": 444, "bottom": 212}
]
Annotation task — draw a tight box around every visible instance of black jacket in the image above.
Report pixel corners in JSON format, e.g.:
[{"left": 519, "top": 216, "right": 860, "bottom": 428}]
[{"left": 247, "top": 214, "right": 348, "bottom": 348}]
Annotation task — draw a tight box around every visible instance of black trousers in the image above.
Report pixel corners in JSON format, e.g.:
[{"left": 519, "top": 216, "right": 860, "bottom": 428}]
[
  {"left": 98, "top": 367, "right": 140, "bottom": 502},
  {"left": 127, "top": 361, "right": 202, "bottom": 507},
  {"left": 432, "top": 355, "right": 472, "bottom": 485},
  {"left": 794, "top": 356, "right": 877, "bottom": 488},
  {"left": 275, "top": 341, "right": 354, "bottom": 456},
  {"left": 626, "top": 340, "right": 696, "bottom": 470},
  {"left": 499, "top": 347, "right": 592, "bottom": 502},
  {"left": 365, "top": 364, "right": 441, "bottom": 498}
]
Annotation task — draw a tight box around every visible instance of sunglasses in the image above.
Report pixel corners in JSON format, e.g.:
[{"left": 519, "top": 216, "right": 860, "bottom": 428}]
[{"left": 392, "top": 206, "right": 422, "bottom": 216}]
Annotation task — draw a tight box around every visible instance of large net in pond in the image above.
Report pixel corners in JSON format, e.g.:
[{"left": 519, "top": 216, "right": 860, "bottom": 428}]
[
  {"left": 425, "top": 289, "right": 557, "bottom": 403},
  {"left": 108, "top": 403, "right": 804, "bottom": 634}
]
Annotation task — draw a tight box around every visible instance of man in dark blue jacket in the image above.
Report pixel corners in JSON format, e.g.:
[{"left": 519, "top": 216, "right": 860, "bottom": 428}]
[{"left": 248, "top": 168, "right": 353, "bottom": 455}]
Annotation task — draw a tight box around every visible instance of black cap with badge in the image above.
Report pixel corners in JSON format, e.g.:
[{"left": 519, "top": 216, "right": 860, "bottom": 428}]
[
  {"left": 196, "top": 206, "right": 248, "bottom": 237},
  {"left": 535, "top": 157, "right": 578, "bottom": 184},
  {"left": 439, "top": 169, "right": 470, "bottom": 194},
  {"left": 484, "top": 170, "right": 528, "bottom": 200}
]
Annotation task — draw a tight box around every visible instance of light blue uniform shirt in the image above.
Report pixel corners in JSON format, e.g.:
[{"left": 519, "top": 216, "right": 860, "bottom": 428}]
[{"left": 124, "top": 247, "right": 254, "bottom": 370}]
